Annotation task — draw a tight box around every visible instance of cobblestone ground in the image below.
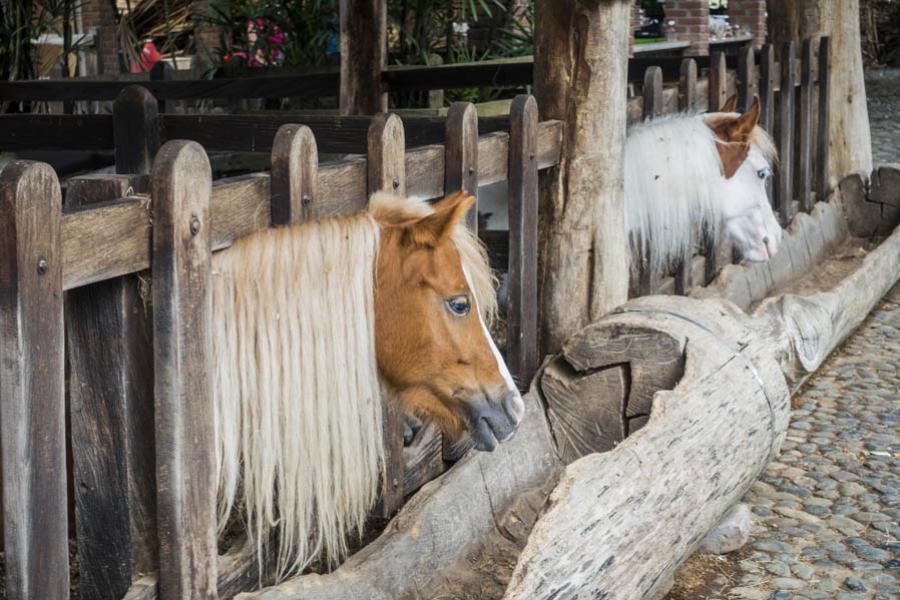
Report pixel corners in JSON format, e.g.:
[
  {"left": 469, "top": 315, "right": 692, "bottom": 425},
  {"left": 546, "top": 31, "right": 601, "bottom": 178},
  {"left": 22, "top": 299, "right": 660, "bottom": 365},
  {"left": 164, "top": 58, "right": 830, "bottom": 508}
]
[
  {"left": 720, "top": 284, "right": 900, "bottom": 600},
  {"left": 867, "top": 69, "right": 900, "bottom": 165}
]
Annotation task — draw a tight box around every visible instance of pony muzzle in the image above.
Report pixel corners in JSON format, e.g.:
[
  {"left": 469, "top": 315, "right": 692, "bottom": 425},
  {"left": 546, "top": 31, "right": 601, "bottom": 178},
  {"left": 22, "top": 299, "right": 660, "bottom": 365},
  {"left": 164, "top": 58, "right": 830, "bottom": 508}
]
[{"left": 465, "top": 390, "right": 525, "bottom": 452}]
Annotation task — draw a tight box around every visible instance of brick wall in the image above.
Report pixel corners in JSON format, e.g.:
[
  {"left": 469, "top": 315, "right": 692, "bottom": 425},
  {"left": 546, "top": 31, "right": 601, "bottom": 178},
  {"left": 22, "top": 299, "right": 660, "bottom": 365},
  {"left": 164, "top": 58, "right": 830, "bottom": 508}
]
[
  {"left": 81, "top": 0, "right": 120, "bottom": 74},
  {"left": 729, "top": 0, "right": 767, "bottom": 48},
  {"left": 664, "top": 0, "right": 710, "bottom": 56}
]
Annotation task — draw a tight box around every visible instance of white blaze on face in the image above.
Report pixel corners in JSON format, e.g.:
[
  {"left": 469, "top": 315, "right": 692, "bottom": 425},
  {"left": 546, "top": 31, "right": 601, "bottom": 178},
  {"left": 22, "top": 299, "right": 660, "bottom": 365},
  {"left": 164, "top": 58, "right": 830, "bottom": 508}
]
[
  {"left": 463, "top": 266, "right": 526, "bottom": 429},
  {"left": 721, "top": 146, "right": 782, "bottom": 262}
]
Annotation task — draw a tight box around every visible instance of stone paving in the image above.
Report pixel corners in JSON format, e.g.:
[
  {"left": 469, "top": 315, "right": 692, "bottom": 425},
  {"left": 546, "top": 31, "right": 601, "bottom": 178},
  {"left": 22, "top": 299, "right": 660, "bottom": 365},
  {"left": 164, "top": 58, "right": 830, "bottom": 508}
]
[
  {"left": 867, "top": 68, "right": 900, "bottom": 165},
  {"left": 720, "top": 283, "right": 900, "bottom": 600}
]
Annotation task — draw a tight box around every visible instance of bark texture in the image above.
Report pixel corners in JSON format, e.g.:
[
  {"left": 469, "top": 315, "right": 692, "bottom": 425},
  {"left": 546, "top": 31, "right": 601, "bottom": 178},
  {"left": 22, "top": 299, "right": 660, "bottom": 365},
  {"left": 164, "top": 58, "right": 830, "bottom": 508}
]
[{"left": 535, "top": 0, "right": 631, "bottom": 355}]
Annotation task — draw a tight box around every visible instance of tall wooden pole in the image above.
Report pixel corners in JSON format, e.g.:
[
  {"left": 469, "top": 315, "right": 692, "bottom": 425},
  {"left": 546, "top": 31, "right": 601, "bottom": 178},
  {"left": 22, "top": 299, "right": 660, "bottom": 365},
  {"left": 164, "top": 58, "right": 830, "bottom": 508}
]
[
  {"left": 534, "top": 0, "right": 631, "bottom": 355},
  {"left": 339, "top": 0, "right": 387, "bottom": 115}
]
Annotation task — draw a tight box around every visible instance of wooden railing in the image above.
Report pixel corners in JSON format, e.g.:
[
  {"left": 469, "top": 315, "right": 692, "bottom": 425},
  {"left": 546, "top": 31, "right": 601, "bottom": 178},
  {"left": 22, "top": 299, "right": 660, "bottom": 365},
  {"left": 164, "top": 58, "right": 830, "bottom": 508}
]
[{"left": 0, "top": 93, "right": 559, "bottom": 600}]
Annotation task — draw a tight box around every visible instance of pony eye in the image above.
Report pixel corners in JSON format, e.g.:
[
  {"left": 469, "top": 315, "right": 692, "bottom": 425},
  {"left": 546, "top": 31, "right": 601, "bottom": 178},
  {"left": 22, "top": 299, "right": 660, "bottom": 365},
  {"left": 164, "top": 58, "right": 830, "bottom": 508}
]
[
  {"left": 445, "top": 295, "right": 471, "bottom": 317},
  {"left": 757, "top": 168, "right": 770, "bottom": 180}
]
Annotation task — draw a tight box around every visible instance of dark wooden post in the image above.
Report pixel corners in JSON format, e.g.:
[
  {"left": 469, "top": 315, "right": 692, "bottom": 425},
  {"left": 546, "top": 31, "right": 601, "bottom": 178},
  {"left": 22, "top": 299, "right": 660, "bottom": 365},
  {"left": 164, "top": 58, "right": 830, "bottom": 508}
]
[
  {"left": 679, "top": 58, "right": 698, "bottom": 112},
  {"left": 444, "top": 102, "right": 479, "bottom": 232},
  {"left": 0, "top": 162, "right": 68, "bottom": 600},
  {"left": 675, "top": 59, "right": 698, "bottom": 295},
  {"left": 151, "top": 140, "right": 217, "bottom": 600},
  {"left": 506, "top": 95, "right": 539, "bottom": 389},
  {"left": 798, "top": 38, "right": 815, "bottom": 213},
  {"left": 150, "top": 61, "right": 175, "bottom": 114},
  {"left": 114, "top": 85, "right": 161, "bottom": 175},
  {"left": 816, "top": 36, "right": 831, "bottom": 201},
  {"left": 737, "top": 44, "right": 757, "bottom": 111},
  {"left": 777, "top": 41, "right": 796, "bottom": 224},
  {"left": 339, "top": 0, "right": 387, "bottom": 115},
  {"left": 67, "top": 80, "right": 159, "bottom": 600},
  {"left": 708, "top": 51, "right": 727, "bottom": 112},
  {"left": 271, "top": 124, "right": 319, "bottom": 225},
  {"left": 705, "top": 52, "right": 732, "bottom": 284},
  {"left": 65, "top": 175, "right": 156, "bottom": 600},
  {"left": 367, "top": 113, "right": 405, "bottom": 517},
  {"left": 639, "top": 66, "right": 663, "bottom": 296},
  {"left": 759, "top": 44, "right": 776, "bottom": 133}
]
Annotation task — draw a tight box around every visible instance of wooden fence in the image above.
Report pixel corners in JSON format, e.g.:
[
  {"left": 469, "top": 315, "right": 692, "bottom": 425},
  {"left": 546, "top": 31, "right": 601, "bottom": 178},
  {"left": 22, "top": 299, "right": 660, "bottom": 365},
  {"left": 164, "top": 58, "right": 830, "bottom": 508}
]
[
  {"left": 0, "top": 93, "right": 559, "bottom": 600},
  {"left": 629, "top": 36, "right": 831, "bottom": 296}
]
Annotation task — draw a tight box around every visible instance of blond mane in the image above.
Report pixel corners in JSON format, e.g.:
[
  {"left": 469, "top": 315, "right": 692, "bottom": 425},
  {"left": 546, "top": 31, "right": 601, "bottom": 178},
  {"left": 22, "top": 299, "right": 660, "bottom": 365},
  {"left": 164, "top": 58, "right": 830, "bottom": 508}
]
[{"left": 211, "top": 192, "right": 495, "bottom": 580}]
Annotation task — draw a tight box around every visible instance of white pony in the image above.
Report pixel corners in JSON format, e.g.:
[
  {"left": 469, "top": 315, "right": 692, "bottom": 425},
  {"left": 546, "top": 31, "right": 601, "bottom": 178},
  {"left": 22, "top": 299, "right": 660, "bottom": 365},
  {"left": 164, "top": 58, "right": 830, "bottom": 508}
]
[{"left": 624, "top": 95, "right": 781, "bottom": 273}]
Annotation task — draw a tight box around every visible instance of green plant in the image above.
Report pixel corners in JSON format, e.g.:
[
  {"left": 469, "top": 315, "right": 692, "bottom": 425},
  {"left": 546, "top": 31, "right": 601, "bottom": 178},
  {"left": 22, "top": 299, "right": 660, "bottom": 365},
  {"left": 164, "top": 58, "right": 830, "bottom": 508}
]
[{"left": 491, "top": 0, "right": 532, "bottom": 58}]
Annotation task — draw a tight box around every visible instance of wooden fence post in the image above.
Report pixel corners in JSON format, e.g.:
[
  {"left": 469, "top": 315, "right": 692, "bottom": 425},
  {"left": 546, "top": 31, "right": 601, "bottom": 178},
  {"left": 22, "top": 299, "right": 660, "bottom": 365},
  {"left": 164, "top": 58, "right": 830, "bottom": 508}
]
[
  {"left": 444, "top": 102, "right": 479, "bottom": 232},
  {"left": 759, "top": 44, "right": 776, "bottom": 133},
  {"left": 339, "top": 0, "right": 387, "bottom": 115},
  {"left": 151, "top": 140, "right": 217, "bottom": 600},
  {"left": 114, "top": 85, "right": 161, "bottom": 175},
  {"left": 150, "top": 61, "right": 175, "bottom": 114},
  {"left": 816, "top": 36, "right": 831, "bottom": 201},
  {"left": 0, "top": 161, "right": 68, "bottom": 600},
  {"left": 705, "top": 52, "right": 732, "bottom": 284},
  {"left": 506, "top": 95, "right": 539, "bottom": 389},
  {"left": 798, "top": 38, "right": 815, "bottom": 213},
  {"left": 777, "top": 41, "right": 796, "bottom": 224},
  {"left": 65, "top": 174, "right": 156, "bottom": 600},
  {"left": 367, "top": 113, "right": 405, "bottom": 518},
  {"left": 675, "top": 59, "right": 698, "bottom": 295},
  {"left": 737, "top": 44, "right": 757, "bottom": 111},
  {"left": 271, "top": 124, "right": 319, "bottom": 225},
  {"left": 638, "top": 66, "right": 663, "bottom": 296}
]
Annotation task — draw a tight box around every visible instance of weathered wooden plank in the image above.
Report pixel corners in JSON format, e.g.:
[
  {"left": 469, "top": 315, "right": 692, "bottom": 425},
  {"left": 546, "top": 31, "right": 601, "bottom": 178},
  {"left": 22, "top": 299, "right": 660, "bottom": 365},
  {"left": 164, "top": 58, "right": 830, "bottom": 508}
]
[
  {"left": 541, "top": 357, "right": 627, "bottom": 462},
  {"left": 66, "top": 174, "right": 157, "bottom": 600},
  {"left": 737, "top": 44, "right": 757, "bottom": 111},
  {"left": 151, "top": 141, "right": 217, "bottom": 600},
  {"left": 642, "top": 66, "right": 663, "bottom": 120},
  {"left": 402, "top": 424, "right": 445, "bottom": 496},
  {"left": 506, "top": 95, "right": 540, "bottom": 391},
  {"left": 708, "top": 52, "right": 727, "bottom": 112},
  {"left": 444, "top": 102, "right": 479, "bottom": 231},
  {"left": 0, "top": 114, "right": 114, "bottom": 150},
  {"left": 816, "top": 37, "right": 831, "bottom": 200},
  {"left": 339, "top": 0, "right": 386, "bottom": 114},
  {"left": 114, "top": 86, "right": 161, "bottom": 175},
  {"left": 798, "top": 38, "right": 815, "bottom": 213},
  {"left": 759, "top": 44, "right": 776, "bottom": 134},
  {"left": 270, "top": 124, "right": 319, "bottom": 225},
  {"left": 778, "top": 41, "right": 796, "bottom": 224},
  {"left": 0, "top": 161, "right": 69, "bottom": 600},
  {"left": 674, "top": 59, "right": 698, "bottom": 295},
  {"left": 367, "top": 113, "right": 406, "bottom": 518}
]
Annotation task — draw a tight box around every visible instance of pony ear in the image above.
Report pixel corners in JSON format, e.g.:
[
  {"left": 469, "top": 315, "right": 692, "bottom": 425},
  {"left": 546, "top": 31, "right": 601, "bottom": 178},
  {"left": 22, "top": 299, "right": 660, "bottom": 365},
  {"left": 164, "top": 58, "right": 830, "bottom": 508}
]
[
  {"left": 407, "top": 192, "right": 475, "bottom": 246},
  {"left": 721, "top": 94, "right": 739, "bottom": 113},
  {"left": 710, "top": 95, "right": 761, "bottom": 144}
]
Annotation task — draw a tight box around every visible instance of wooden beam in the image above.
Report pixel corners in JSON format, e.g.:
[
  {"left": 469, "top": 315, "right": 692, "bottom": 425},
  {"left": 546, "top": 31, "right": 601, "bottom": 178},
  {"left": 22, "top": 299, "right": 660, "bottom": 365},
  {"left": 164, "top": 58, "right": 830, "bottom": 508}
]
[
  {"left": 0, "top": 162, "right": 69, "bottom": 600},
  {"left": 816, "top": 37, "right": 831, "bottom": 201},
  {"left": 506, "top": 95, "right": 540, "bottom": 389},
  {"left": 0, "top": 114, "right": 113, "bottom": 150},
  {"left": 444, "top": 102, "right": 479, "bottom": 231},
  {"left": 798, "top": 38, "right": 815, "bottom": 213},
  {"left": 114, "top": 86, "right": 161, "bottom": 175},
  {"left": 65, "top": 174, "right": 156, "bottom": 600},
  {"left": 151, "top": 141, "right": 217, "bottom": 600},
  {"left": 367, "top": 113, "right": 405, "bottom": 518},
  {"left": 777, "top": 41, "right": 796, "bottom": 224},
  {"left": 674, "top": 59, "right": 698, "bottom": 295},
  {"left": 339, "top": 0, "right": 386, "bottom": 114},
  {"left": 737, "top": 44, "right": 756, "bottom": 111}
]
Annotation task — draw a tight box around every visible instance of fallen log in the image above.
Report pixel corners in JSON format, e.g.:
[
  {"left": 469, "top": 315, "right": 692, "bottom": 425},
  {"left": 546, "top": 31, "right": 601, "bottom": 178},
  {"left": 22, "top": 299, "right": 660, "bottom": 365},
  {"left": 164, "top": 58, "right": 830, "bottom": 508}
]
[{"left": 504, "top": 219, "right": 900, "bottom": 599}]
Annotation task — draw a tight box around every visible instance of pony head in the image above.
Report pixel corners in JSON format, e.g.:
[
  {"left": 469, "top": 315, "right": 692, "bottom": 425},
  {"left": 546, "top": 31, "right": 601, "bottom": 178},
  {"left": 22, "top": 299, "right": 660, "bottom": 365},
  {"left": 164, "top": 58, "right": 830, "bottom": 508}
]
[
  {"left": 372, "top": 191, "right": 524, "bottom": 451},
  {"left": 706, "top": 95, "right": 781, "bottom": 262}
]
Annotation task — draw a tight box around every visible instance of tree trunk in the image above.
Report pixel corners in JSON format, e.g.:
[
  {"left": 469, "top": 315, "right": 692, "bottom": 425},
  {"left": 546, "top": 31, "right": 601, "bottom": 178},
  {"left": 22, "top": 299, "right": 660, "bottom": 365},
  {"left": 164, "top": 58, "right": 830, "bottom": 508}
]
[
  {"left": 768, "top": 0, "right": 872, "bottom": 189},
  {"left": 534, "top": 0, "right": 631, "bottom": 356}
]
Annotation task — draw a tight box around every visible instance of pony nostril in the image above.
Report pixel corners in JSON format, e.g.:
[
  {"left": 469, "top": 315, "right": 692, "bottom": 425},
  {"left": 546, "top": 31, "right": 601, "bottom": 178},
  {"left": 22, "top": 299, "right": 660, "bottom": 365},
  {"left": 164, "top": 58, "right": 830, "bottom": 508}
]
[{"left": 762, "top": 236, "right": 770, "bottom": 245}]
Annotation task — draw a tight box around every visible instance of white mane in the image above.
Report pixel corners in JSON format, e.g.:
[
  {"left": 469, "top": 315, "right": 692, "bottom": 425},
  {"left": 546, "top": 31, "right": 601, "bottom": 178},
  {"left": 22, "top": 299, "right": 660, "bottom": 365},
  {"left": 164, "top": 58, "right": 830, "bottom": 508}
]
[
  {"left": 211, "top": 193, "right": 495, "bottom": 580},
  {"left": 624, "top": 112, "right": 776, "bottom": 273}
]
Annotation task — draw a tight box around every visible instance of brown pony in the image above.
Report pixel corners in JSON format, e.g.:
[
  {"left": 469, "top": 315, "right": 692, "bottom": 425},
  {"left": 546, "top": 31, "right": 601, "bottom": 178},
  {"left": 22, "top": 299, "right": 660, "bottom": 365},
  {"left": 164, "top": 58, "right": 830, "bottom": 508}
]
[{"left": 211, "top": 190, "right": 523, "bottom": 579}]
